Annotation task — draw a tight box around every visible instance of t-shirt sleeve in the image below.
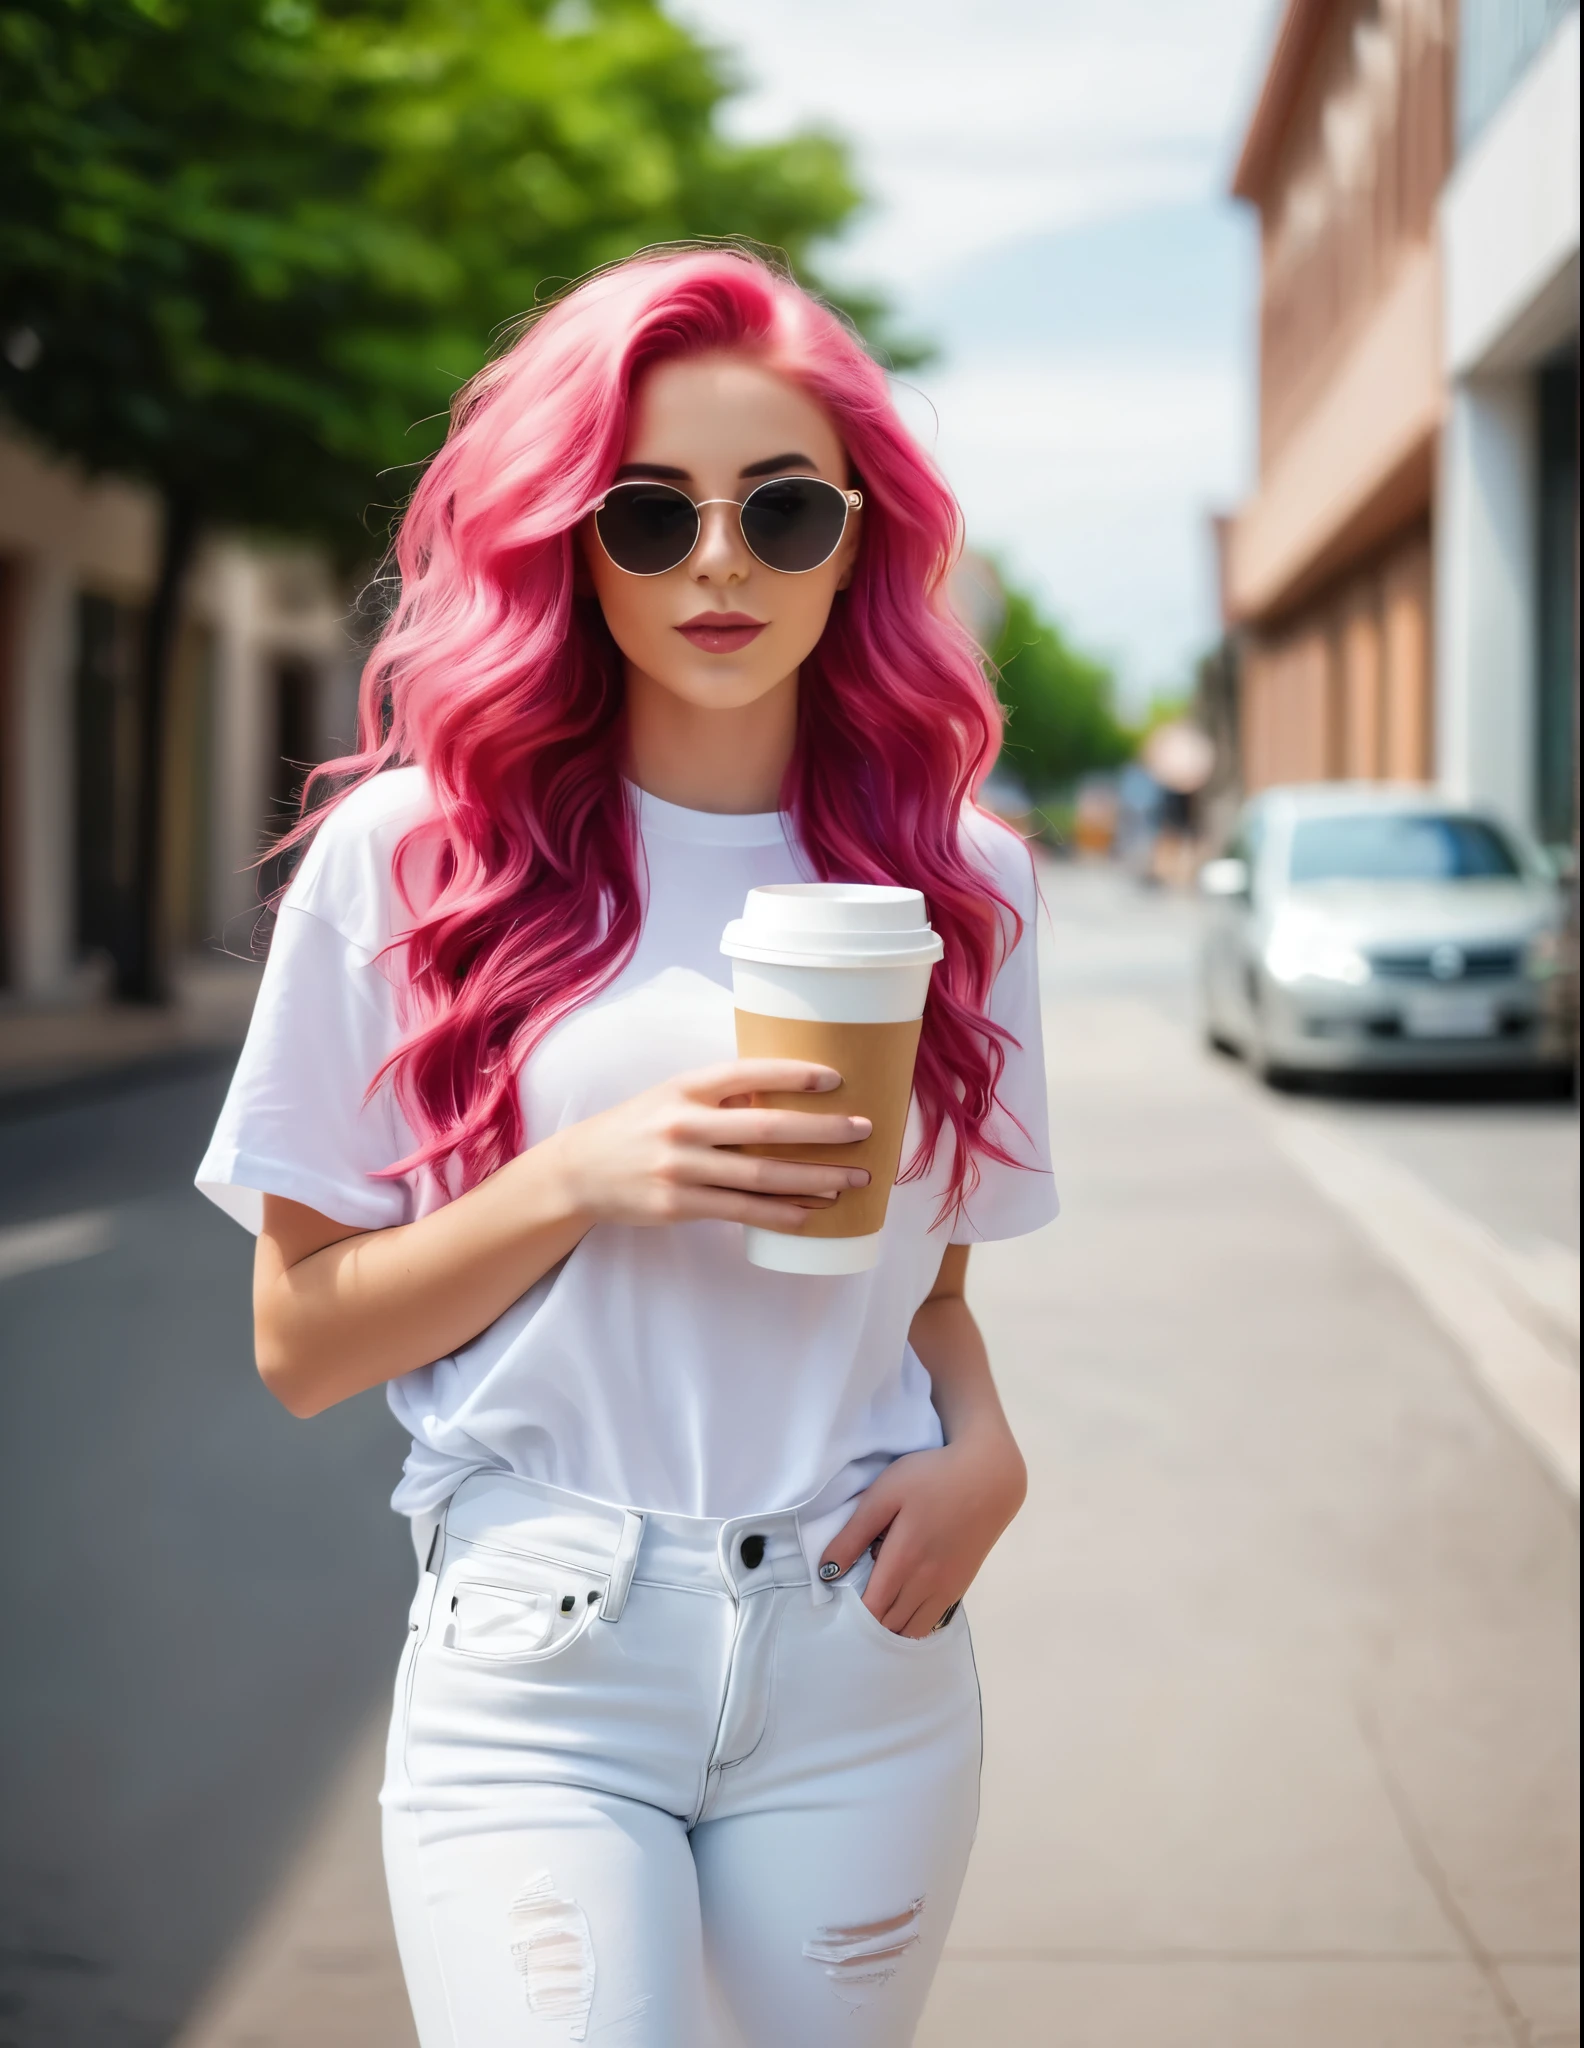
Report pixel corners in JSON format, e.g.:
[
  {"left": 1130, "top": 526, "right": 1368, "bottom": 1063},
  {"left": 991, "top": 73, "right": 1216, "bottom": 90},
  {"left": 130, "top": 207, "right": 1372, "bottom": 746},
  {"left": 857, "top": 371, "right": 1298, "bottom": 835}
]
[
  {"left": 949, "top": 814, "right": 1059, "bottom": 1245},
  {"left": 195, "top": 903, "right": 417, "bottom": 1237}
]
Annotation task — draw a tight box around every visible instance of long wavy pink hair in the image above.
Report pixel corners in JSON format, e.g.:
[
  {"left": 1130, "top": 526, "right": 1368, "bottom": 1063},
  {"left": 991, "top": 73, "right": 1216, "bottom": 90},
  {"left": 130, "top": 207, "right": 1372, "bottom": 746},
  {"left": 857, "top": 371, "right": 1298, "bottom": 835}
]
[{"left": 290, "top": 246, "right": 1025, "bottom": 1211}]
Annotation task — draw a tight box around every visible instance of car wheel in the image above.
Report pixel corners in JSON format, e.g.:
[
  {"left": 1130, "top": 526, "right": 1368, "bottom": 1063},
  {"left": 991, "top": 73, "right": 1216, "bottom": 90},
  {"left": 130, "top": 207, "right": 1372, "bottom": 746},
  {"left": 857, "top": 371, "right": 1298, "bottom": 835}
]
[
  {"left": 1249, "top": 1017, "right": 1303, "bottom": 1092},
  {"left": 1200, "top": 981, "right": 1240, "bottom": 1057}
]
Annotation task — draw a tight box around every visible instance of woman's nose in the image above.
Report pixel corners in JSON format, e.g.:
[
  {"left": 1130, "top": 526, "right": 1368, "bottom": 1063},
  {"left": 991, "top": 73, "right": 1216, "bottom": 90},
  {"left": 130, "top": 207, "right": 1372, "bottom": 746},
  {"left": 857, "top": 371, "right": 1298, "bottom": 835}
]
[{"left": 690, "top": 501, "right": 750, "bottom": 583}]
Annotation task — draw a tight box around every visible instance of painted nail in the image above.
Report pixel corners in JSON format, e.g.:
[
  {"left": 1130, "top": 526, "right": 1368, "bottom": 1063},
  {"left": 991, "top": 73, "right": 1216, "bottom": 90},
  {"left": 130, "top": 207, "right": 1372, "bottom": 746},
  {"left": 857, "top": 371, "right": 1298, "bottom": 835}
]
[{"left": 819, "top": 1560, "right": 843, "bottom": 1581}]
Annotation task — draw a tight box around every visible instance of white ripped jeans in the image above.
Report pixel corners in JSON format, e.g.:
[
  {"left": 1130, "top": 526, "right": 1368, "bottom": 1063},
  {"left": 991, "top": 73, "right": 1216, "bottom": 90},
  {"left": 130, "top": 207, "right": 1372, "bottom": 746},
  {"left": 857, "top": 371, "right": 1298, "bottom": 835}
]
[{"left": 380, "top": 1471, "right": 982, "bottom": 2047}]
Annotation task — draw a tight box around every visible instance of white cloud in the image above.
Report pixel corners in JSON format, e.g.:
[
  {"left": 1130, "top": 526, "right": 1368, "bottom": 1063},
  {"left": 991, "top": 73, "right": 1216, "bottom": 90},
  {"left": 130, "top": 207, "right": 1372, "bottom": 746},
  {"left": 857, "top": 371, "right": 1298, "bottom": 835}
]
[
  {"left": 897, "top": 353, "right": 1251, "bottom": 706},
  {"left": 667, "top": 0, "right": 1276, "bottom": 703},
  {"left": 675, "top": 0, "right": 1276, "bottom": 282},
  {"left": 898, "top": 354, "right": 1248, "bottom": 487}
]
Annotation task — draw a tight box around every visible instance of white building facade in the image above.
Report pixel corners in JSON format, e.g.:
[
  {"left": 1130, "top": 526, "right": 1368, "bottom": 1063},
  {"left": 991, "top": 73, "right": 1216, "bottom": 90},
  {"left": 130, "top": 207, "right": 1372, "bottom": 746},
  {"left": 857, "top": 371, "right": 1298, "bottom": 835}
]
[
  {"left": 0, "top": 427, "right": 361, "bottom": 1001},
  {"left": 1437, "top": 0, "right": 1579, "bottom": 850}
]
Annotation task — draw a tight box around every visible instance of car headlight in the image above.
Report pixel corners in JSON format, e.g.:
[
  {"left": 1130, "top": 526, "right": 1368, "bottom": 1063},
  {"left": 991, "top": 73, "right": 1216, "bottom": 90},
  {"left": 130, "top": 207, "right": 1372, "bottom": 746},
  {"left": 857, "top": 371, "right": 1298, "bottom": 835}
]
[{"left": 1265, "top": 923, "right": 1372, "bottom": 987}]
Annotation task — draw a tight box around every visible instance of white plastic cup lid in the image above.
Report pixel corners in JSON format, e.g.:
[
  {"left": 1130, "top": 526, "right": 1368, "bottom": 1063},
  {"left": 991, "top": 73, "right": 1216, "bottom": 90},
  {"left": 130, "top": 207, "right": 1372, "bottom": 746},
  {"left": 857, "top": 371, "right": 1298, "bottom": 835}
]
[{"left": 721, "top": 883, "right": 944, "bottom": 970}]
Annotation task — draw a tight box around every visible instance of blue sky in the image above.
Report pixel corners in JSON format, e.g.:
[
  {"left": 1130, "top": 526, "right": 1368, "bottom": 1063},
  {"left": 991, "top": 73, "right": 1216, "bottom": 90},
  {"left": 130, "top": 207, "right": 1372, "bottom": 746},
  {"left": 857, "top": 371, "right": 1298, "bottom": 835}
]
[{"left": 671, "top": 0, "right": 1278, "bottom": 709}]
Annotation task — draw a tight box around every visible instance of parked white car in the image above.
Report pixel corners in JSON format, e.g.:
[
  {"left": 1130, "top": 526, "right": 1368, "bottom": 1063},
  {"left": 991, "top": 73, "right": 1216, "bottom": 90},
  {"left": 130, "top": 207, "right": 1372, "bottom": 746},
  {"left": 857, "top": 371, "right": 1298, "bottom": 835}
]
[{"left": 1200, "top": 785, "right": 1577, "bottom": 1084}]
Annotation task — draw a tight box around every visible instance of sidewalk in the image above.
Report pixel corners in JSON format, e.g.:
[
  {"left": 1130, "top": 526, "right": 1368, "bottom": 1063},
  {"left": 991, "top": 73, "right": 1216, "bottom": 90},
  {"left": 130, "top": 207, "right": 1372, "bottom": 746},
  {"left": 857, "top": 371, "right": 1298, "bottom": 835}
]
[
  {"left": 170, "top": 866, "right": 1579, "bottom": 2048},
  {"left": 0, "top": 953, "right": 261, "bottom": 1108},
  {"left": 919, "top": 983, "right": 1576, "bottom": 2046}
]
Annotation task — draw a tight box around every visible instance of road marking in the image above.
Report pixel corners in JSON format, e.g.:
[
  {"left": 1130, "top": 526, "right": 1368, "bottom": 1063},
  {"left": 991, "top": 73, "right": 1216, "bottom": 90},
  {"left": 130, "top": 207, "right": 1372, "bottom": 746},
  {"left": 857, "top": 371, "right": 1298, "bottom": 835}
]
[
  {"left": 0, "top": 1209, "right": 116, "bottom": 1284},
  {"left": 1266, "top": 1110, "right": 1579, "bottom": 1498}
]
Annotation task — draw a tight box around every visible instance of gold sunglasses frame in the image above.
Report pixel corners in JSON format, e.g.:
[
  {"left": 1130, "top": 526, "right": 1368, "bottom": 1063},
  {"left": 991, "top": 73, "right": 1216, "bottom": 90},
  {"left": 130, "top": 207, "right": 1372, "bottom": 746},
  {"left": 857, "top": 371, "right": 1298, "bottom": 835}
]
[{"left": 591, "top": 477, "right": 864, "bottom": 578}]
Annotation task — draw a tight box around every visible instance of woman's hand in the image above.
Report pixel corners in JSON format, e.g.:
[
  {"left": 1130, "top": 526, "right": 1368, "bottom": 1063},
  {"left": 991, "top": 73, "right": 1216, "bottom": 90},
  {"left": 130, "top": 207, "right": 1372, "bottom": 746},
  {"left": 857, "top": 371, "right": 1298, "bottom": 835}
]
[
  {"left": 819, "top": 1427, "right": 1028, "bottom": 1640},
  {"left": 255, "top": 1057, "right": 868, "bottom": 1419},
  {"left": 818, "top": 1242, "right": 1027, "bottom": 1638},
  {"left": 549, "top": 1058, "right": 871, "bottom": 1235}
]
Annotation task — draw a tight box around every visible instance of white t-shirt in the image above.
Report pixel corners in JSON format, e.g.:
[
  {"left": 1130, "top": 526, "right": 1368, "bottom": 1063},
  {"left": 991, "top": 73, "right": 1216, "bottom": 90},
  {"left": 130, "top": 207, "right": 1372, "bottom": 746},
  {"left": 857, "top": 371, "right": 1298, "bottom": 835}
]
[{"left": 197, "top": 768, "right": 1057, "bottom": 1563}]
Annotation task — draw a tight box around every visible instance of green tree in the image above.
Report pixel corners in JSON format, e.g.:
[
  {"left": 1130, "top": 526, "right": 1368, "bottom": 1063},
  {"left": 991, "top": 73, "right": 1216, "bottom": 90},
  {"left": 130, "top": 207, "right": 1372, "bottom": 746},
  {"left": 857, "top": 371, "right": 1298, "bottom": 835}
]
[
  {"left": 0, "top": 0, "right": 874, "bottom": 996},
  {"left": 989, "top": 581, "right": 1134, "bottom": 795}
]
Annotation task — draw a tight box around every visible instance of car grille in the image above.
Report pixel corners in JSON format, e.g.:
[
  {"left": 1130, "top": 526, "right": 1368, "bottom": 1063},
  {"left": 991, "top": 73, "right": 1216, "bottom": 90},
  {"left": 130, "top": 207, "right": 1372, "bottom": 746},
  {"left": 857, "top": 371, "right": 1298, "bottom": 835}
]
[{"left": 1368, "top": 945, "right": 1522, "bottom": 982}]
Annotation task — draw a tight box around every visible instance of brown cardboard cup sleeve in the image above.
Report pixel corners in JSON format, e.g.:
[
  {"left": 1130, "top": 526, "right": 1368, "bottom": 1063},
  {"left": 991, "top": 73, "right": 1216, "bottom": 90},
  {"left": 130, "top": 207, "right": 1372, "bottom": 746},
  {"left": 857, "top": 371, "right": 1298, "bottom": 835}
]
[{"left": 733, "top": 1010, "right": 923, "bottom": 1239}]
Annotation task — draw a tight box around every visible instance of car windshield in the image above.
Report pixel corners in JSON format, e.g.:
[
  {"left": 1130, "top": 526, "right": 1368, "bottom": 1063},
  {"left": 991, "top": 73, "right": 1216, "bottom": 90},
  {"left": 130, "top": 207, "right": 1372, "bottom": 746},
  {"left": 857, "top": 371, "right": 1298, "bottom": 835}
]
[{"left": 1289, "top": 813, "right": 1522, "bottom": 885}]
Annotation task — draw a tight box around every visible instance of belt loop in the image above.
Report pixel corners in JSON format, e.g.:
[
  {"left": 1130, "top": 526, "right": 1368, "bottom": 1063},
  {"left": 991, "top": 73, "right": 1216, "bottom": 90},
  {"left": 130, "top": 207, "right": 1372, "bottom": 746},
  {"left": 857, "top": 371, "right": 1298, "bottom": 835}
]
[
  {"left": 601, "top": 1509, "right": 645, "bottom": 1622},
  {"left": 797, "top": 1518, "right": 835, "bottom": 1607}
]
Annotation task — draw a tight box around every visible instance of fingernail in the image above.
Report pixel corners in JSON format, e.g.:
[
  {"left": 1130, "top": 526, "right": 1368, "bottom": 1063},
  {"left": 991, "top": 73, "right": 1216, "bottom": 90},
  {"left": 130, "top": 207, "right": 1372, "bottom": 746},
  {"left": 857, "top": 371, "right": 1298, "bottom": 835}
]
[
  {"left": 850, "top": 1117, "right": 872, "bottom": 1136},
  {"left": 811, "top": 1070, "right": 841, "bottom": 1090},
  {"left": 819, "top": 1560, "right": 842, "bottom": 1580},
  {"left": 847, "top": 1169, "right": 871, "bottom": 1187}
]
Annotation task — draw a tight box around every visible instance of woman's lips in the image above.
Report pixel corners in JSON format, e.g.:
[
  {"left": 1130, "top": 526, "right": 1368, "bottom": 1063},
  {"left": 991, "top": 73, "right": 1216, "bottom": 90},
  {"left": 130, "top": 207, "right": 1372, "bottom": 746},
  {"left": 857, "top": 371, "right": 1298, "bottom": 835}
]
[{"left": 676, "top": 612, "right": 766, "bottom": 654}]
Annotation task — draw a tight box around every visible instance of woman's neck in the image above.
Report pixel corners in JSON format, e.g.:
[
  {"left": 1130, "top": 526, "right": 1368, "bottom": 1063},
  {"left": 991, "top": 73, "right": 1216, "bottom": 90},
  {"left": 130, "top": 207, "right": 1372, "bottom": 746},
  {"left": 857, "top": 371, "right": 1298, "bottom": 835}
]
[{"left": 622, "top": 665, "right": 797, "bottom": 815}]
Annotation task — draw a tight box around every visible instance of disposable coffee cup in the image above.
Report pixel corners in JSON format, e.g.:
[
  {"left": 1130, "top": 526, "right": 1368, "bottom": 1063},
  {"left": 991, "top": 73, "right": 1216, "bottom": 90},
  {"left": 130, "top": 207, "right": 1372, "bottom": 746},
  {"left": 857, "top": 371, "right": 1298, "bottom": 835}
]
[{"left": 721, "top": 884, "right": 944, "bottom": 1275}]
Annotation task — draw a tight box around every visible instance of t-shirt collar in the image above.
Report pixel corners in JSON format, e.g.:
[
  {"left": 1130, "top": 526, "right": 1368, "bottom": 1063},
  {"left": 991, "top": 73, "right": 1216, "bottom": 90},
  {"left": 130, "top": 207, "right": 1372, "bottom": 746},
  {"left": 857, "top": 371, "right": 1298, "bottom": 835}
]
[{"left": 627, "top": 780, "right": 790, "bottom": 849}]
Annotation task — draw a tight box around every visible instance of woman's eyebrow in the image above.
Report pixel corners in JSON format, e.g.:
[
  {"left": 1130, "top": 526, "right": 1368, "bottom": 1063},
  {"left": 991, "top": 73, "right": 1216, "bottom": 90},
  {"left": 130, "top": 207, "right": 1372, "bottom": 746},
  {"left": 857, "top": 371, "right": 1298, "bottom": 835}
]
[
  {"left": 612, "top": 461, "right": 692, "bottom": 481},
  {"left": 739, "top": 452, "right": 817, "bottom": 478}
]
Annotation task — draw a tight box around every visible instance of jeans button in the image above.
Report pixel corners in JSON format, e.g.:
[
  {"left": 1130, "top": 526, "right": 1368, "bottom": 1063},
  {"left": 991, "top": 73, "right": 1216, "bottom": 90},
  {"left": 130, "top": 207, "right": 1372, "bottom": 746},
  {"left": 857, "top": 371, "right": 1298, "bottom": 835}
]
[{"left": 740, "top": 1533, "right": 766, "bottom": 1570}]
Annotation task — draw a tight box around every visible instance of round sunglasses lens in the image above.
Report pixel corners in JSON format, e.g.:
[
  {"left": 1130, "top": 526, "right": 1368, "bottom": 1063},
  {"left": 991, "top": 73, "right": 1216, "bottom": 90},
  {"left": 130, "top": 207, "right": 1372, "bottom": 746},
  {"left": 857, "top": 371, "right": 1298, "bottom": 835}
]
[
  {"left": 740, "top": 478, "right": 848, "bottom": 572},
  {"left": 596, "top": 484, "right": 699, "bottom": 575}
]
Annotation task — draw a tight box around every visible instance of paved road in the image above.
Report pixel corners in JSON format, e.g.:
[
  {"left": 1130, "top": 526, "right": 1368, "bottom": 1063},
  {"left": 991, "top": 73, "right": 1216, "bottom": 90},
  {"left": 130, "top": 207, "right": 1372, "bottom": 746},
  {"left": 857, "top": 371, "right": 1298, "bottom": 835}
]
[
  {"left": 1, "top": 864, "right": 1576, "bottom": 2047},
  {"left": 0, "top": 1067, "right": 413, "bottom": 2048},
  {"left": 1038, "top": 862, "right": 1578, "bottom": 1254}
]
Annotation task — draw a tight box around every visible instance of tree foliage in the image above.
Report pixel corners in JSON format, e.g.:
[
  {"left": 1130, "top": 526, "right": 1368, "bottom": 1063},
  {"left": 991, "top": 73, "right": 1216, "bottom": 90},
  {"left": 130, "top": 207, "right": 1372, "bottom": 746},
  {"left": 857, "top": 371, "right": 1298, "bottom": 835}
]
[
  {"left": 0, "top": 0, "right": 875, "bottom": 544},
  {"left": 990, "top": 581, "right": 1134, "bottom": 795},
  {"left": 0, "top": 0, "right": 883, "bottom": 996}
]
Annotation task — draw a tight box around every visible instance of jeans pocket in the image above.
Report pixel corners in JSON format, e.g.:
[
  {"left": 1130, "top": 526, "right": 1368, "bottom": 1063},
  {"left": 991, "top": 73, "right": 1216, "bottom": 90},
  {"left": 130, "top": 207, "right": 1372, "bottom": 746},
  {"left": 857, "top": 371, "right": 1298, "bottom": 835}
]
[
  {"left": 441, "top": 1567, "right": 603, "bottom": 1664},
  {"left": 843, "top": 1575, "right": 963, "bottom": 1652}
]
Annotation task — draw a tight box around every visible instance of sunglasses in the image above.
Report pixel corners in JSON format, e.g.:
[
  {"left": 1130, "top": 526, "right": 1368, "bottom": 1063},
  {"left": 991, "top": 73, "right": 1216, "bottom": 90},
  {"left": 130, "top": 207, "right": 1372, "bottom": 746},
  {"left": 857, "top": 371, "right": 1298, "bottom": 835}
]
[{"left": 592, "top": 476, "right": 863, "bottom": 578}]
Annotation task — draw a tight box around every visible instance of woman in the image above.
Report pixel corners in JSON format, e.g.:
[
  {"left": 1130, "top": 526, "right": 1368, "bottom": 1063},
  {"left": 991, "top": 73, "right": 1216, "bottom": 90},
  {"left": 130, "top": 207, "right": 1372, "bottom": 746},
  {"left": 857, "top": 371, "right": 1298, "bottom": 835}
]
[{"left": 197, "top": 246, "right": 1056, "bottom": 2047}]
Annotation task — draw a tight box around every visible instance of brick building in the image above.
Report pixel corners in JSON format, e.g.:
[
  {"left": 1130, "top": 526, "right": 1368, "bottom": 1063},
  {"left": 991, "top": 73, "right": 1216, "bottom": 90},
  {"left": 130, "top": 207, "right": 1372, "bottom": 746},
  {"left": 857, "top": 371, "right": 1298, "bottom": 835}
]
[
  {"left": 0, "top": 428, "right": 359, "bottom": 1003},
  {"left": 1224, "top": 0, "right": 1577, "bottom": 852}
]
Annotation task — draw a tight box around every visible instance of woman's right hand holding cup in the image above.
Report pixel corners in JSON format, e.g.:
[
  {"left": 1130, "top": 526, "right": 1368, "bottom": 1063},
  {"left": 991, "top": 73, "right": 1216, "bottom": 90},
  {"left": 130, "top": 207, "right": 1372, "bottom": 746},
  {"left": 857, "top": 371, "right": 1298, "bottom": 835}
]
[{"left": 547, "top": 1061, "right": 871, "bottom": 1234}]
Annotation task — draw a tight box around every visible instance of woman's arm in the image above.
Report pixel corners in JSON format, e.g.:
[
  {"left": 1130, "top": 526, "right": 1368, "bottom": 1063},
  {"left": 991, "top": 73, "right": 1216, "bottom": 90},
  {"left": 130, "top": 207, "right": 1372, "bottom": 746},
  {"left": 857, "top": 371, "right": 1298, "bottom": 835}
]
[
  {"left": 818, "top": 1244, "right": 1028, "bottom": 1637},
  {"left": 254, "top": 1059, "right": 870, "bottom": 1419}
]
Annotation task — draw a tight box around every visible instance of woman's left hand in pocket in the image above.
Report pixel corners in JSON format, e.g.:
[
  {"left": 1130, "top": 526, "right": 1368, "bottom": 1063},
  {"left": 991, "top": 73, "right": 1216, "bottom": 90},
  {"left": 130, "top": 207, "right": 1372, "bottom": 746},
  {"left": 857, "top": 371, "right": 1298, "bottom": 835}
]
[{"left": 819, "top": 1431, "right": 1028, "bottom": 1639}]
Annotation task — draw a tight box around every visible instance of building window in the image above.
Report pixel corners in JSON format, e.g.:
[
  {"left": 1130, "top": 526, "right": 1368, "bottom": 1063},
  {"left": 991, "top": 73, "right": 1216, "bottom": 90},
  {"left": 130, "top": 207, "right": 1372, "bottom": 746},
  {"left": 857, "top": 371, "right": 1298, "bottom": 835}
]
[
  {"left": 1536, "top": 351, "right": 1578, "bottom": 850},
  {"left": 164, "top": 623, "right": 217, "bottom": 953},
  {"left": 73, "top": 592, "right": 143, "bottom": 985},
  {"left": 1456, "top": 0, "right": 1576, "bottom": 153},
  {"left": 257, "top": 654, "right": 321, "bottom": 909},
  {"left": 272, "top": 654, "right": 319, "bottom": 823},
  {"left": 0, "top": 557, "right": 14, "bottom": 989}
]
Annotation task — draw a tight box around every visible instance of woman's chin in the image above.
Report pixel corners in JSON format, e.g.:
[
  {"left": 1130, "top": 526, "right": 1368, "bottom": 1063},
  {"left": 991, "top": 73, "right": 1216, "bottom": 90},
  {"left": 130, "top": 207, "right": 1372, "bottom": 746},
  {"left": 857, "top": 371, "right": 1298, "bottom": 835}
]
[{"left": 639, "top": 661, "right": 796, "bottom": 715}]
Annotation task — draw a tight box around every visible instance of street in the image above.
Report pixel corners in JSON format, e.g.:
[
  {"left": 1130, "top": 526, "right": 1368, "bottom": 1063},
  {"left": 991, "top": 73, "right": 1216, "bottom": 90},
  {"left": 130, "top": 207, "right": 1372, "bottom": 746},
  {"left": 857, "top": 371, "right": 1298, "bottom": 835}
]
[
  {"left": 0, "top": 861, "right": 1576, "bottom": 2048},
  {"left": 0, "top": 1068, "right": 413, "bottom": 2048}
]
